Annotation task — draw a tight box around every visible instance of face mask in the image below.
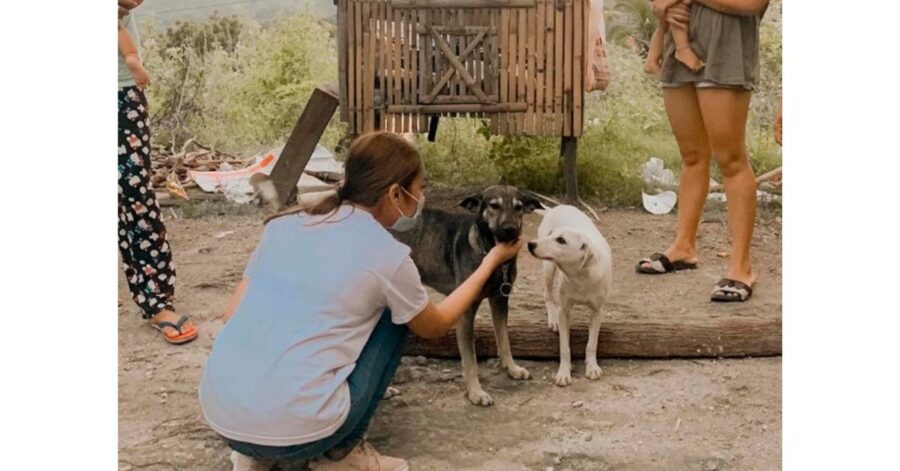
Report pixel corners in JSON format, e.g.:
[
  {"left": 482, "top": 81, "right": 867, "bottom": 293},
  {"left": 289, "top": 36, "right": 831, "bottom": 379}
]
[{"left": 390, "top": 187, "right": 425, "bottom": 232}]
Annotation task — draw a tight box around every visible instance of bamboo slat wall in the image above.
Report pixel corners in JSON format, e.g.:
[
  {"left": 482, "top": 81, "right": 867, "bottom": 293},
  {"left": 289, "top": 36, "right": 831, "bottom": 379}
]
[{"left": 337, "top": 0, "right": 587, "bottom": 137}]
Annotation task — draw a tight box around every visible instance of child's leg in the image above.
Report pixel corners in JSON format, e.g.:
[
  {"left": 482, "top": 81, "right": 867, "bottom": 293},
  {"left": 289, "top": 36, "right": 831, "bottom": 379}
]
[
  {"left": 669, "top": 4, "right": 705, "bottom": 72},
  {"left": 644, "top": 22, "right": 666, "bottom": 75}
]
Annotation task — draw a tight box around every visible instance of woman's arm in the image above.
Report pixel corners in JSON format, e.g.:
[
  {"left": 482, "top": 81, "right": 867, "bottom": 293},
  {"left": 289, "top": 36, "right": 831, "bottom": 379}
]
[
  {"left": 221, "top": 277, "right": 249, "bottom": 323},
  {"left": 693, "top": 0, "right": 768, "bottom": 16},
  {"left": 407, "top": 240, "right": 524, "bottom": 339}
]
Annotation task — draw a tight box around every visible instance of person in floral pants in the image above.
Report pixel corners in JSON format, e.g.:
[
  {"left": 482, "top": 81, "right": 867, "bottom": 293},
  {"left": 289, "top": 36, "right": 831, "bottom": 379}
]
[{"left": 118, "top": 5, "right": 197, "bottom": 344}]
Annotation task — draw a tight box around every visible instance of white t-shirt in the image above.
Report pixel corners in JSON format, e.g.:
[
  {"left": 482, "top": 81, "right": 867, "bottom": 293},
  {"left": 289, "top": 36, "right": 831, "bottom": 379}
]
[{"left": 199, "top": 205, "right": 429, "bottom": 446}]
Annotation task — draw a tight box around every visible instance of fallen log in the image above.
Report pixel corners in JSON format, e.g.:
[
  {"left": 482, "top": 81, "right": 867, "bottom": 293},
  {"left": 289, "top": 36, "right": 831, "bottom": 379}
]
[{"left": 404, "top": 317, "right": 781, "bottom": 359}]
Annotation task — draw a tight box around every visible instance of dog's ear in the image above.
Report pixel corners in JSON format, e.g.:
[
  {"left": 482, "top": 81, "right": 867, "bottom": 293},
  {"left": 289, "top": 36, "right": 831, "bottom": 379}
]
[
  {"left": 521, "top": 192, "right": 545, "bottom": 213},
  {"left": 459, "top": 194, "right": 483, "bottom": 213},
  {"left": 579, "top": 243, "right": 595, "bottom": 270}
]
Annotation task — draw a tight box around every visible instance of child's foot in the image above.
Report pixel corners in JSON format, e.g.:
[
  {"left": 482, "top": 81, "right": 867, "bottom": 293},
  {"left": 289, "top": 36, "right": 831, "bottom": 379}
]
[
  {"left": 643, "top": 57, "right": 662, "bottom": 75},
  {"left": 675, "top": 47, "right": 705, "bottom": 72}
]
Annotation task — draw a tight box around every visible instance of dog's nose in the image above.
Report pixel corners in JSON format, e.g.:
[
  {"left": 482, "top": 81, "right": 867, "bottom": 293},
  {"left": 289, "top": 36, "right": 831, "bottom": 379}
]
[
  {"left": 498, "top": 226, "right": 520, "bottom": 242},
  {"left": 527, "top": 241, "right": 537, "bottom": 254}
]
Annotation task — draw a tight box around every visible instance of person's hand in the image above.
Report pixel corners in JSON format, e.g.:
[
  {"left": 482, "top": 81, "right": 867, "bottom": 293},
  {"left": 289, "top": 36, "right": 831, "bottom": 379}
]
[
  {"left": 125, "top": 54, "right": 151, "bottom": 88},
  {"left": 119, "top": 0, "right": 143, "bottom": 18},
  {"left": 652, "top": 0, "right": 681, "bottom": 19},
  {"left": 666, "top": 3, "right": 692, "bottom": 29},
  {"left": 485, "top": 238, "right": 525, "bottom": 268}
]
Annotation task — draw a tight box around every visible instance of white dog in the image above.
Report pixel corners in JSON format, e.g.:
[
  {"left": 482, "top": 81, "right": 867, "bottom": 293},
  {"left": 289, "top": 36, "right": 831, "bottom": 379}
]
[{"left": 527, "top": 205, "right": 613, "bottom": 387}]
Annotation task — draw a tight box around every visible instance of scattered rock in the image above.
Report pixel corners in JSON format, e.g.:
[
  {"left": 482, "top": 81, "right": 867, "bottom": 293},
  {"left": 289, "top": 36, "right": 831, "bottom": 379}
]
[
  {"left": 584, "top": 434, "right": 593, "bottom": 442},
  {"left": 571, "top": 400, "right": 584, "bottom": 408},
  {"left": 383, "top": 387, "right": 401, "bottom": 399},
  {"left": 704, "top": 459, "right": 720, "bottom": 471},
  {"left": 486, "top": 358, "right": 501, "bottom": 368},
  {"left": 408, "top": 367, "right": 425, "bottom": 381},
  {"left": 413, "top": 356, "right": 428, "bottom": 366},
  {"left": 553, "top": 456, "right": 562, "bottom": 465}
]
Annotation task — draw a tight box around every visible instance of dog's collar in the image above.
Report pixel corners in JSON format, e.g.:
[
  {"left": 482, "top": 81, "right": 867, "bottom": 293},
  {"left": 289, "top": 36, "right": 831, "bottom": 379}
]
[{"left": 479, "top": 245, "right": 513, "bottom": 298}]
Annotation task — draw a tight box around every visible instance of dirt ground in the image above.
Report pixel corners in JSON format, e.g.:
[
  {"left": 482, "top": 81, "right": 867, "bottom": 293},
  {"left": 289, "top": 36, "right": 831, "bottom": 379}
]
[{"left": 118, "top": 193, "right": 782, "bottom": 471}]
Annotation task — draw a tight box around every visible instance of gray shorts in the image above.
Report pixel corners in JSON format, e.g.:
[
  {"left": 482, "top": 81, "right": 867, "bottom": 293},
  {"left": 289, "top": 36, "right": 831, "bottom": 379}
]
[{"left": 660, "top": 80, "right": 754, "bottom": 91}]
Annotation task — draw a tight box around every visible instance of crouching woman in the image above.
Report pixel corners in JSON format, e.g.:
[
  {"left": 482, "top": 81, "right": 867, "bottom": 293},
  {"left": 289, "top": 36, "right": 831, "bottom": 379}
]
[{"left": 199, "top": 132, "right": 523, "bottom": 471}]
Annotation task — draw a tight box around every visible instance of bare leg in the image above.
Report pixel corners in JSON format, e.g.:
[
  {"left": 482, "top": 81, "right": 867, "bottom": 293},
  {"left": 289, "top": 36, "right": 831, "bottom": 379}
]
[
  {"left": 543, "top": 261, "right": 560, "bottom": 332},
  {"left": 489, "top": 296, "right": 531, "bottom": 380},
  {"left": 639, "top": 87, "right": 710, "bottom": 271},
  {"left": 554, "top": 296, "right": 573, "bottom": 387},
  {"left": 456, "top": 307, "right": 494, "bottom": 406},
  {"left": 585, "top": 307, "right": 604, "bottom": 380},
  {"left": 670, "top": 22, "right": 705, "bottom": 72},
  {"left": 644, "top": 23, "right": 666, "bottom": 75},
  {"left": 696, "top": 88, "right": 757, "bottom": 287}
]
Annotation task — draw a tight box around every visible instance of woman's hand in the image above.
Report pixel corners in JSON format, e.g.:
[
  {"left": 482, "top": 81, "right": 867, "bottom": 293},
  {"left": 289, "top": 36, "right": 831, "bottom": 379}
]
[
  {"left": 666, "top": 2, "right": 692, "bottom": 29},
  {"left": 485, "top": 239, "right": 525, "bottom": 268},
  {"left": 652, "top": 0, "right": 682, "bottom": 19},
  {"left": 119, "top": 0, "right": 142, "bottom": 18}
]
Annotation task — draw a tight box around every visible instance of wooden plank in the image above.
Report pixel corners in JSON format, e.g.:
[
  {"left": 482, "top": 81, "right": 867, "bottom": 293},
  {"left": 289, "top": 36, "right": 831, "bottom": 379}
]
[
  {"left": 376, "top": 0, "right": 384, "bottom": 130},
  {"left": 433, "top": 94, "right": 500, "bottom": 103},
  {"left": 459, "top": 10, "right": 468, "bottom": 99},
  {"left": 338, "top": 0, "right": 349, "bottom": 122},
  {"left": 418, "top": 8, "right": 428, "bottom": 131},
  {"left": 525, "top": 5, "right": 535, "bottom": 134},
  {"left": 544, "top": 0, "right": 554, "bottom": 135},
  {"left": 363, "top": 0, "right": 374, "bottom": 133},
  {"left": 535, "top": 0, "right": 545, "bottom": 136},
  {"left": 563, "top": 0, "right": 573, "bottom": 136},
  {"left": 410, "top": 6, "right": 419, "bottom": 133},
  {"left": 516, "top": 8, "right": 526, "bottom": 134},
  {"left": 347, "top": 0, "right": 356, "bottom": 133},
  {"left": 415, "top": 25, "right": 492, "bottom": 35},
  {"left": 401, "top": 7, "right": 409, "bottom": 132},
  {"left": 404, "top": 317, "right": 783, "bottom": 359},
  {"left": 508, "top": 9, "right": 518, "bottom": 134},
  {"left": 269, "top": 88, "right": 340, "bottom": 207},
  {"left": 573, "top": 0, "right": 583, "bottom": 137},
  {"left": 554, "top": 0, "right": 563, "bottom": 136},
  {"left": 391, "top": 0, "right": 536, "bottom": 8},
  {"left": 498, "top": 8, "right": 509, "bottom": 135},
  {"left": 385, "top": 1, "right": 394, "bottom": 132},
  {"left": 393, "top": 5, "right": 403, "bottom": 133},
  {"left": 389, "top": 103, "right": 527, "bottom": 113},
  {"left": 355, "top": 0, "right": 364, "bottom": 134},
  {"left": 489, "top": 9, "right": 500, "bottom": 134}
]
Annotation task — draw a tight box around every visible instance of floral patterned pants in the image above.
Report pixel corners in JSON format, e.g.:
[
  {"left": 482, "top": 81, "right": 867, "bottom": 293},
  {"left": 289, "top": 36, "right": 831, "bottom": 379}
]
[{"left": 118, "top": 86, "right": 176, "bottom": 318}]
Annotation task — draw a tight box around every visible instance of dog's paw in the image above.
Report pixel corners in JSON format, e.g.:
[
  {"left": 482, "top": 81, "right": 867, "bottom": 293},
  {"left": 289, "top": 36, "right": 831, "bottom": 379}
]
[
  {"left": 554, "top": 370, "right": 573, "bottom": 387},
  {"left": 507, "top": 365, "right": 531, "bottom": 380},
  {"left": 548, "top": 319, "right": 559, "bottom": 333},
  {"left": 467, "top": 389, "right": 495, "bottom": 407},
  {"left": 585, "top": 363, "right": 604, "bottom": 380}
]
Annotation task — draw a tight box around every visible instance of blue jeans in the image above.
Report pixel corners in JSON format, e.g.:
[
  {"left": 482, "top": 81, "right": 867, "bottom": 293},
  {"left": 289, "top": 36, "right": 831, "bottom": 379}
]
[{"left": 226, "top": 309, "right": 408, "bottom": 463}]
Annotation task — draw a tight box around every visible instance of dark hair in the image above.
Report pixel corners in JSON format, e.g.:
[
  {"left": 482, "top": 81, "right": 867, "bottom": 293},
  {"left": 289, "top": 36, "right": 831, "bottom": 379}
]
[{"left": 266, "top": 131, "right": 422, "bottom": 224}]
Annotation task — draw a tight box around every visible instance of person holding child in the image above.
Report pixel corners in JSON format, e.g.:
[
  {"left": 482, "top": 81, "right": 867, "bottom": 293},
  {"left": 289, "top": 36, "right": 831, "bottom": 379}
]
[
  {"left": 199, "top": 132, "right": 524, "bottom": 470},
  {"left": 636, "top": 0, "right": 770, "bottom": 303}
]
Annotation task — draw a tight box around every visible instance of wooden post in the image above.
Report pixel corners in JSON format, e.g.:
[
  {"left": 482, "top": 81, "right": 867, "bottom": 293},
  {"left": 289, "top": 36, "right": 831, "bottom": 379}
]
[
  {"left": 561, "top": 136, "right": 578, "bottom": 203},
  {"left": 269, "top": 87, "right": 340, "bottom": 207}
]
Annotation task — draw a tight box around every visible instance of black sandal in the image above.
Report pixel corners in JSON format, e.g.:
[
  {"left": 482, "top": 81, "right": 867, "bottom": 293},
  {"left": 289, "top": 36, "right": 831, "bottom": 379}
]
[
  {"left": 710, "top": 279, "right": 753, "bottom": 303},
  {"left": 635, "top": 253, "right": 698, "bottom": 274}
]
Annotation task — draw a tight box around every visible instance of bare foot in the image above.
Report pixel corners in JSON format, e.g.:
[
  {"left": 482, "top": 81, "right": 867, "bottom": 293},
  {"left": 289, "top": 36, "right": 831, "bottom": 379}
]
[
  {"left": 638, "top": 246, "right": 699, "bottom": 272},
  {"left": 675, "top": 47, "right": 705, "bottom": 72}
]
